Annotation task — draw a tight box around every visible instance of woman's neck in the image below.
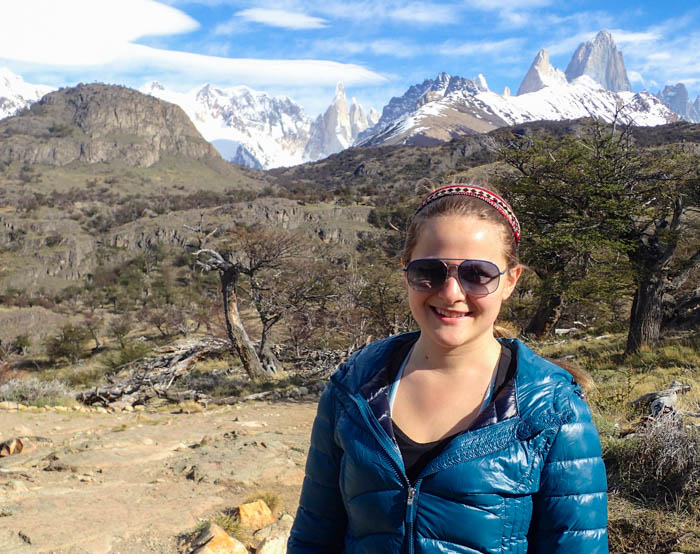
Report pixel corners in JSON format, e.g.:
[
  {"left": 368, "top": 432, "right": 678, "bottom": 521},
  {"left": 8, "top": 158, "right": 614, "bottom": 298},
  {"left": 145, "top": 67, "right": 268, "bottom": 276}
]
[{"left": 409, "top": 334, "right": 502, "bottom": 376}]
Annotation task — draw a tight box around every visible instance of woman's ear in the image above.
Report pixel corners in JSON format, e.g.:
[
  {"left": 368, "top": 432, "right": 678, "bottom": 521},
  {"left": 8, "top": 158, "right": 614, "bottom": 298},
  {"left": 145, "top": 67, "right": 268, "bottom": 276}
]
[{"left": 500, "top": 265, "right": 522, "bottom": 301}]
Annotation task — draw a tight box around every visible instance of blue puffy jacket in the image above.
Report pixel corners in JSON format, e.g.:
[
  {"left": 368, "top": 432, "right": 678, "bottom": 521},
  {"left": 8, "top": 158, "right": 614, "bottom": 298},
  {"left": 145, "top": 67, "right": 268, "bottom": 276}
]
[{"left": 289, "top": 332, "right": 608, "bottom": 553}]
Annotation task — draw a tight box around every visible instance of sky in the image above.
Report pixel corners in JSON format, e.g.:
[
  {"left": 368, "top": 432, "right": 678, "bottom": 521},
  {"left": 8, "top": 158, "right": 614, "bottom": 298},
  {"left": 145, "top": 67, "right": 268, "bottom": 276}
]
[{"left": 1, "top": 0, "right": 699, "bottom": 116}]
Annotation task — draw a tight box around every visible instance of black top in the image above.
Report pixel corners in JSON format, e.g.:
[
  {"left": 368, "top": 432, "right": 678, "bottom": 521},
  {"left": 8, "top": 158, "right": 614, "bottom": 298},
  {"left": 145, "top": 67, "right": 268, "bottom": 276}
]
[{"left": 391, "top": 343, "right": 516, "bottom": 483}]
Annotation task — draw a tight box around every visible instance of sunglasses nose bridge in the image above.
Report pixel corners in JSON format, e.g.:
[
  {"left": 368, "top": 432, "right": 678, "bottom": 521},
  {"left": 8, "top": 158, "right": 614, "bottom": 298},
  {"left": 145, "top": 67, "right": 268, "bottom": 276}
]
[{"left": 441, "top": 263, "right": 465, "bottom": 294}]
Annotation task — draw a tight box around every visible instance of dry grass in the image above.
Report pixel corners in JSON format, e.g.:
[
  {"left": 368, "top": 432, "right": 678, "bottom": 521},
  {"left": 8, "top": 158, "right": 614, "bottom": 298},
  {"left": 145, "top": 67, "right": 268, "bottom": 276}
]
[
  {"left": 608, "top": 495, "right": 700, "bottom": 553},
  {"left": 244, "top": 491, "right": 281, "bottom": 513}
]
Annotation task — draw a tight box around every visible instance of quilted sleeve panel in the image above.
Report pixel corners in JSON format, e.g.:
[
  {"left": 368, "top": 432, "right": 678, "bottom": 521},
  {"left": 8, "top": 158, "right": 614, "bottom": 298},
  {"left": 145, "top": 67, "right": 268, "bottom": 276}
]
[
  {"left": 288, "top": 384, "right": 348, "bottom": 553},
  {"left": 528, "top": 388, "right": 608, "bottom": 553}
]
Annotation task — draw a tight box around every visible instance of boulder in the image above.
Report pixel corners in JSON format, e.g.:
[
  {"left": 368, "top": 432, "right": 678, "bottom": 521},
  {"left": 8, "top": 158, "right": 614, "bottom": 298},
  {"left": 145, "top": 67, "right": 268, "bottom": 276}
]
[
  {"left": 257, "top": 535, "right": 287, "bottom": 554},
  {"left": 238, "top": 500, "right": 275, "bottom": 531},
  {"left": 188, "top": 523, "right": 248, "bottom": 554}
]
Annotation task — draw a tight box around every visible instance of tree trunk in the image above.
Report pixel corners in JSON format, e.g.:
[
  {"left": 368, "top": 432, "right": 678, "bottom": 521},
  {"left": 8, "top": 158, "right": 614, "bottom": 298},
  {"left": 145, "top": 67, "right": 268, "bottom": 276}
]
[
  {"left": 220, "top": 267, "right": 268, "bottom": 383},
  {"left": 626, "top": 275, "right": 665, "bottom": 354},
  {"left": 260, "top": 343, "right": 282, "bottom": 375},
  {"left": 525, "top": 292, "right": 563, "bottom": 336}
]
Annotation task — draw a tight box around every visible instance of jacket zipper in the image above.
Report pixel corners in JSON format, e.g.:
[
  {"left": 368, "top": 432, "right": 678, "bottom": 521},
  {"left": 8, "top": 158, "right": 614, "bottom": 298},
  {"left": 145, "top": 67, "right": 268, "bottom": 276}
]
[
  {"left": 340, "top": 387, "right": 419, "bottom": 552},
  {"left": 405, "top": 485, "right": 418, "bottom": 554}
]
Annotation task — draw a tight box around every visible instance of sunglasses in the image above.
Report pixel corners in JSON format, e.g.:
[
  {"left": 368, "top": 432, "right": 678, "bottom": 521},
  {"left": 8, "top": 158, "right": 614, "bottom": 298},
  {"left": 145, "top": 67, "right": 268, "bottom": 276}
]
[{"left": 403, "top": 258, "right": 506, "bottom": 296}]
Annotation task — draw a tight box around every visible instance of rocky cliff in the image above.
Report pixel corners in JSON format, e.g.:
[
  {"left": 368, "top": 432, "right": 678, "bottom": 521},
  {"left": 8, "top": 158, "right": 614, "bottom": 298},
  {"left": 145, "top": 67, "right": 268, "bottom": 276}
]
[
  {"left": 565, "top": 30, "right": 631, "bottom": 92},
  {"left": 0, "top": 84, "right": 219, "bottom": 167}
]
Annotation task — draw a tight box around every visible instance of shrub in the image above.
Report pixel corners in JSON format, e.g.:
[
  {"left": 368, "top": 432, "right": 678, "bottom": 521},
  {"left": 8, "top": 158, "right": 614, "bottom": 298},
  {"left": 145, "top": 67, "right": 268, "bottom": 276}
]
[
  {"left": 604, "top": 414, "right": 700, "bottom": 512},
  {"left": 0, "top": 377, "right": 72, "bottom": 406},
  {"left": 103, "top": 341, "right": 151, "bottom": 371}
]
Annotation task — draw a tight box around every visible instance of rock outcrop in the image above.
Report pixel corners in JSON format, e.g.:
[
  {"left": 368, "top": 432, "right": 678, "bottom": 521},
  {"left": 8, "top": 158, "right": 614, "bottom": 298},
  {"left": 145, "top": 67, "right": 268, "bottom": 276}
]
[
  {"left": 0, "top": 83, "right": 219, "bottom": 167},
  {"left": 565, "top": 30, "right": 631, "bottom": 91},
  {"left": 656, "top": 83, "right": 700, "bottom": 123},
  {"left": 517, "top": 49, "right": 568, "bottom": 95}
]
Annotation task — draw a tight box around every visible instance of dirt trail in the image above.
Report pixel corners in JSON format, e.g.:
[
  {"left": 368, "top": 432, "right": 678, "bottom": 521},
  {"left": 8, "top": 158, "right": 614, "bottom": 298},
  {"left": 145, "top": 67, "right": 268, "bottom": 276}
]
[{"left": 0, "top": 400, "right": 318, "bottom": 553}]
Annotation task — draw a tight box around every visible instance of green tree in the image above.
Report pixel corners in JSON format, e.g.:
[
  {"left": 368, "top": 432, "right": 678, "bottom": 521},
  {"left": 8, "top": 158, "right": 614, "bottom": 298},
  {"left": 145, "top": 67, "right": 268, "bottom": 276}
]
[{"left": 500, "top": 120, "right": 699, "bottom": 352}]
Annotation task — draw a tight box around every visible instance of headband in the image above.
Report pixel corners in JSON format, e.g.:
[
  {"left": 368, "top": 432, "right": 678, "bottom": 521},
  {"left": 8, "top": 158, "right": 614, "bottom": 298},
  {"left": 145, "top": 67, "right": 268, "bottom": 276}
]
[{"left": 415, "top": 184, "right": 521, "bottom": 245}]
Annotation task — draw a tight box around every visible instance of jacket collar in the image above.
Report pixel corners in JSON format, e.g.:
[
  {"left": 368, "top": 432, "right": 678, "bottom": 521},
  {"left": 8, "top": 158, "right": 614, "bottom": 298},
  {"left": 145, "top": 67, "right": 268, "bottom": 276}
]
[{"left": 333, "top": 332, "right": 521, "bottom": 438}]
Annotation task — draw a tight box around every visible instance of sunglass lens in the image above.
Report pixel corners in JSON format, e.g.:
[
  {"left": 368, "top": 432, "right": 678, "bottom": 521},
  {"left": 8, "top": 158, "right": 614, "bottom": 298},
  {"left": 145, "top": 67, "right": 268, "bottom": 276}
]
[
  {"left": 458, "top": 260, "right": 500, "bottom": 295},
  {"left": 406, "top": 259, "right": 446, "bottom": 291}
]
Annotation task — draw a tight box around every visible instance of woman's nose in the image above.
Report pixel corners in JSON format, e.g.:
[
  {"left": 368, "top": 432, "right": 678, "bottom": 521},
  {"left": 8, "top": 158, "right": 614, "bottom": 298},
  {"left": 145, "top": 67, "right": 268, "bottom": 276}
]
[{"left": 438, "top": 267, "right": 464, "bottom": 298}]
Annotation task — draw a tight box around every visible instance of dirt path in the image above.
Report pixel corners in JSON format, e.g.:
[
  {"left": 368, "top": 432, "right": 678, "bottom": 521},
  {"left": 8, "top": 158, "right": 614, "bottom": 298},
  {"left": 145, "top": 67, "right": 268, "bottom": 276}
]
[{"left": 0, "top": 400, "right": 319, "bottom": 553}]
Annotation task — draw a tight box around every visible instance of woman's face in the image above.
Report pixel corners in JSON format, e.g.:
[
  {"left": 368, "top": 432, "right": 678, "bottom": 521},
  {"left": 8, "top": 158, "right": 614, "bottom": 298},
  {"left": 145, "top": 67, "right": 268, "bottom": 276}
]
[{"left": 405, "top": 215, "right": 521, "bottom": 353}]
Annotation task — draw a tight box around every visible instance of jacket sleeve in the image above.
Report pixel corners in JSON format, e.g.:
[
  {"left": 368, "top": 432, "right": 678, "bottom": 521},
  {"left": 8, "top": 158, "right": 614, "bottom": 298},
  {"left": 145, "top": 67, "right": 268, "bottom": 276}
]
[
  {"left": 288, "top": 383, "right": 347, "bottom": 553},
  {"left": 528, "top": 388, "right": 608, "bottom": 553}
]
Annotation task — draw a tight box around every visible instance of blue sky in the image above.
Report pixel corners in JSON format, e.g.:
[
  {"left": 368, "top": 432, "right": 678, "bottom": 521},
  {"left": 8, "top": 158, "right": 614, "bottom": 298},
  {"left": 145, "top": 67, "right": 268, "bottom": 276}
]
[{"left": 1, "top": 0, "right": 698, "bottom": 116}]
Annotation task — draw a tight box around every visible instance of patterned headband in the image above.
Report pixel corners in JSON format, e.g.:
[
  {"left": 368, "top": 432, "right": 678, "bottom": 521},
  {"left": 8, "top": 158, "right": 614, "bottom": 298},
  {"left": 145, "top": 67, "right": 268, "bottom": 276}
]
[{"left": 415, "top": 184, "right": 521, "bottom": 245}]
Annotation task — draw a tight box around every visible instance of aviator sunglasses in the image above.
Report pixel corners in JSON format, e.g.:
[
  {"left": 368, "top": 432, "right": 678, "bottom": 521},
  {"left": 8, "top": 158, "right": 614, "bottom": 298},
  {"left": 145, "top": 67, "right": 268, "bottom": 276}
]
[{"left": 403, "top": 258, "right": 506, "bottom": 297}]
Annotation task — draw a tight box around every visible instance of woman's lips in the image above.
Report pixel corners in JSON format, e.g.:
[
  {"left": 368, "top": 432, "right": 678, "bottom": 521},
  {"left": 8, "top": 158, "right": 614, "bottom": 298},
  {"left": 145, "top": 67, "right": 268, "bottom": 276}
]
[{"left": 431, "top": 306, "right": 472, "bottom": 319}]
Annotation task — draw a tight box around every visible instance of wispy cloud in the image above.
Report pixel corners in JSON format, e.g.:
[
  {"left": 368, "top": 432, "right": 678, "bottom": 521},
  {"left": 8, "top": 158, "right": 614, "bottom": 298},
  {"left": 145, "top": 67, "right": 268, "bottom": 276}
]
[
  {"left": 388, "top": 3, "right": 459, "bottom": 25},
  {"left": 608, "top": 30, "right": 660, "bottom": 45},
  {"left": 313, "top": 38, "right": 420, "bottom": 58},
  {"left": 469, "top": 0, "right": 552, "bottom": 8},
  {"left": 313, "top": 1, "right": 461, "bottom": 25},
  {"left": 235, "top": 8, "right": 327, "bottom": 30},
  {"left": 438, "top": 38, "right": 525, "bottom": 57}
]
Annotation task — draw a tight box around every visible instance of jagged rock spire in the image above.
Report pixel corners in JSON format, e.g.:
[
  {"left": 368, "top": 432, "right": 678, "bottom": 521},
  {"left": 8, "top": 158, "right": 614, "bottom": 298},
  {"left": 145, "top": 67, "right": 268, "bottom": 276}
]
[
  {"left": 565, "top": 30, "right": 631, "bottom": 91},
  {"left": 517, "top": 49, "right": 567, "bottom": 95}
]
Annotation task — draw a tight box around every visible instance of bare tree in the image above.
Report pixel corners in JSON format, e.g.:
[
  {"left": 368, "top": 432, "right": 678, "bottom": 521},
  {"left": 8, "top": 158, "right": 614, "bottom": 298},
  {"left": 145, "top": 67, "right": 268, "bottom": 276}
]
[
  {"left": 193, "top": 247, "right": 270, "bottom": 382},
  {"left": 186, "top": 217, "right": 270, "bottom": 383}
]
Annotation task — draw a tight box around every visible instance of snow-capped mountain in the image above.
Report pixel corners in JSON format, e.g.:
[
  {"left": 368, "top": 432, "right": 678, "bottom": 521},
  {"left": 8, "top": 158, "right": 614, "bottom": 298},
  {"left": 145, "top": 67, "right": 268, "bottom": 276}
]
[
  {"left": 141, "top": 81, "right": 378, "bottom": 168},
  {"left": 304, "top": 83, "right": 379, "bottom": 162},
  {"left": 359, "top": 31, "right": 677, "bottom": 147},
  {"left": 140, "top": 82, "right": 312, "bottom": 169},
  {"left": 656, "top": 83, "right": 700, "bottom": 123},
  {"left": 0, "top": 68, "right": 54, "bottom": 120}
]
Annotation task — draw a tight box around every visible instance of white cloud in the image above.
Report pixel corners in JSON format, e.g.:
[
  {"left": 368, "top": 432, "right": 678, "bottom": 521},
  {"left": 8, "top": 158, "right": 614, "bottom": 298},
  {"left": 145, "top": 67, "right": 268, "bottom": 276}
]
[
  {"left": 0, "top": 0, "right": 198, "bottom": 66},
  {"left": 608, "top": 30, "right": 660, "bottom": 45},
  {"left": 389, "top": 3, "right": 458, "bottom": 24},
  {"left": 0, "top": 0, "right": 385, "bottom": 89},
  {"left": 628, "top": 70, "right": 644, "bottom": 84},
  {"left": 235, "top": 8, "right": 327, "bottom": 29},
  {"left": 545, "top": 32, "right": 596, "bottom": 56}
]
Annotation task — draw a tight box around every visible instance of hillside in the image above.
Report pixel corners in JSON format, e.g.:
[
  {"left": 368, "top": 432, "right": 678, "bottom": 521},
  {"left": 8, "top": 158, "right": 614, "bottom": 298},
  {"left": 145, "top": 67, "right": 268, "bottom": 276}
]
[{"left": 270, "top": 119, "right": 700, "bottom": 193}]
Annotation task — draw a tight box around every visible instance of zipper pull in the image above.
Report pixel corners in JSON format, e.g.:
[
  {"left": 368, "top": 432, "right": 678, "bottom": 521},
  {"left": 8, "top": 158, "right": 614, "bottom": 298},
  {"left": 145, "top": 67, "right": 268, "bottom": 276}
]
[{"left": 407, "top": 486, "right": 416, "bottom": 506}]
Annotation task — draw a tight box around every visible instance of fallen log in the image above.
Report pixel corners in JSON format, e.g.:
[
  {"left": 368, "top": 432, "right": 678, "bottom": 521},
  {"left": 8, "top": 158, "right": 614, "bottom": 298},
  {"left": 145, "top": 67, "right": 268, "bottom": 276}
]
[
  {"left": 629, "top": 380, "right": 692, "bottom": 416},
  {"left": 76, "top": 338, "right": 228, "bottom": 408}
]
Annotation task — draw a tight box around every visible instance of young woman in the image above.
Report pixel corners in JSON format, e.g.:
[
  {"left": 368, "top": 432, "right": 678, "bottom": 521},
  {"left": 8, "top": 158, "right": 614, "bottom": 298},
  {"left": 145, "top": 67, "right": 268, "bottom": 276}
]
[{"left": 289, "top": 184, "right": 608, "bottom": 553}]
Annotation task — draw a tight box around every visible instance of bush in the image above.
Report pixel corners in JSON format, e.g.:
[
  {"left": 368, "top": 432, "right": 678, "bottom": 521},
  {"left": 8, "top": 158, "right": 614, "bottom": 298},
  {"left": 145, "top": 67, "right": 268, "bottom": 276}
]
[
  {"left": 103, "top": 341, "right": 151, "bottom": 370},
  {"left": 0, "top": 377, "right": 72, "bottom": 406},
  {"left": 44, "top": 324, "right": 91, "bottom": 363},
  {"left": 604, "top": 414, "right": 700, "bottom": 512}
]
